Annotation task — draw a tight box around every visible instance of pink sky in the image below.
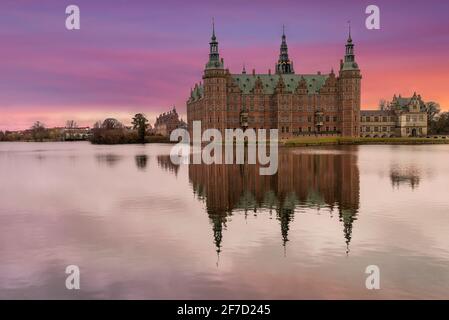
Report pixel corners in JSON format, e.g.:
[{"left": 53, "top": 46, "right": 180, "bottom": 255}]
[{"left": 1, "top": 0, "right": 448, "bottom": 130}]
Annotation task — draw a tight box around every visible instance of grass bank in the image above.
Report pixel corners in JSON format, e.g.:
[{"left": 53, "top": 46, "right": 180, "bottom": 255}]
[{"left": 283, "top": 137, "right": 449, "bottom": 147}]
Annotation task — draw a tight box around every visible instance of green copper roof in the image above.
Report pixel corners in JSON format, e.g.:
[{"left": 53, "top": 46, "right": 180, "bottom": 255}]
[
  {"left": 189, "top": 73, "right": 330, "bottom": 102},
  {"left": 231, "top": 74, "right": 329, "bottom": 94}
]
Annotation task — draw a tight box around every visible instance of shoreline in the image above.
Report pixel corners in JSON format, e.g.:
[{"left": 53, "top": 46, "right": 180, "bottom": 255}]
[
  {"left": 282, "top": 137, "right": 449, "bottom": 147},
  {"left": 2, "top": 137, "right": 449, "bottom": 147}
]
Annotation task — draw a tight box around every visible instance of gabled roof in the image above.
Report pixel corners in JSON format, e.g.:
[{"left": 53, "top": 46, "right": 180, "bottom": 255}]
[{"left": 231, "top": 74, "right": 329, "bottom": 94}]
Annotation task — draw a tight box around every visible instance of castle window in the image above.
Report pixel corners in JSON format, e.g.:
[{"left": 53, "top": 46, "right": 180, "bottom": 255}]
[
  {"left": 286, "top": 127, "right": 289, "bottom": 133},
  {"left": 281, "top": 126, "right": 285, "bottom": 133},
  {"left": 326, "top": 116, "right": 330, "bottom": 122}
]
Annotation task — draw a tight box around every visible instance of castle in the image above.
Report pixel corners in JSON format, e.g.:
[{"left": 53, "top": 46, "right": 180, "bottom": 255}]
[
  {"left": 154, "top": 106, "right": 187, "bottom": 136},
  {"left": 187, "top": 23, "right": 361, "bottom": 139},
  {"left": 360, "top": 92, "right": 428, "bottom": 137}
]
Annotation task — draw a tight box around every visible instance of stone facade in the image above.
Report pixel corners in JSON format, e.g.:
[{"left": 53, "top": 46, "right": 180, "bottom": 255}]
[
  {"left": 187, "top": 24, "right": 361, "bottom": 139},
  {"left": 360, "top": 93, "right": 428, "bottom": 137},
  {"left": 154, "top": 107, "right": 184, "bottom": 137}
]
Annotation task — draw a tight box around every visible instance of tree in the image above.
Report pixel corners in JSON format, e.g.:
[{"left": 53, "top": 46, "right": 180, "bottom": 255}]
[
  {"left": 379, "top": 99, "right": 387, "bottom": 110},
  {"left": 30, "top": 121, "right": 48, "bottom": 141},
  {"left": 430, "top": 112, "right": 449, "bottom": 134},
  {"left": 379, "top": 99, "right": 393, "bottom": 111},
  {"left": 93, "top": 120, "right": 102, "bottom": 129},
  {"left": 425, "top": 102, "right": 441, "bottom": 127},
  {"left": 101, "top": 118, "right": 123, "bottom": 130},
  {"left": 131, "top": 113, "right": 149, "bottom": 143},
  {"left": 66, "top": 120, "right": 78, "bottom": 129}
]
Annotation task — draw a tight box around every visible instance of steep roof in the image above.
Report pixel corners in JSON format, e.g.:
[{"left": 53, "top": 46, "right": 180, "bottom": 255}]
[
  {"left": 231, "top": 73, "right": 329, "bottom": 94},
  {"left": 360, "top": 110, "right": 394, "bottom": 116}
]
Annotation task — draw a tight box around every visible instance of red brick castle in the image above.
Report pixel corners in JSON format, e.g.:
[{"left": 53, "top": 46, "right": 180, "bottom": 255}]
[{"left": 187, "top": 23, "right": 361, "bottom": 139}]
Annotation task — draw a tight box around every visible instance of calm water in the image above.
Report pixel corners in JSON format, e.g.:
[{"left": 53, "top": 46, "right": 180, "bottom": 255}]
[{"left": 0, "top": 142, "right": 449, "bottom": 299}]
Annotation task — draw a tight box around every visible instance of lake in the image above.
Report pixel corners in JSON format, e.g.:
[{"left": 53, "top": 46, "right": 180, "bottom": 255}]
[{"left": 0, "top": 142, "right": 448, "bottom": 299}]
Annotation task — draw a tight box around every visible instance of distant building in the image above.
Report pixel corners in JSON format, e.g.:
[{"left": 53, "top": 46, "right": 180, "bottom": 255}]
[
  {"left": 360, "top": 92, "right": 428, "bottom": 137},
  {"left": 154, "top": 107, "right": 186, "bottom": 136},
  {"left": 63, "top": 127, "right": 91, "bottom": 140}
]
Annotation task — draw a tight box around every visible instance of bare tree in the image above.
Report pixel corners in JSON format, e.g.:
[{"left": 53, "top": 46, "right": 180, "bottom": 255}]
[
  {"left": 425, "top": 101, "right": 441, "bottom": 125},
  {"left": 66, "top": 120, "right": 78, "bottom": 129},
  {"left": 101, "top": 118, "right": 124, "bottom": 130},
  {"left": 30, "top": 121, "right": 48, "bottom": 142}
]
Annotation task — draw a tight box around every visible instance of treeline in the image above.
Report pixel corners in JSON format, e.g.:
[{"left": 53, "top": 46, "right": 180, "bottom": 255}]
[
  {"left": 90, "top": 114, "right": 170, "bottom": 144},
  {"left": 430, "top": 112, "right": 449, "bottom": 134},
  {"left": 0, "top": 121, "right": 63, "bottom": 142}
]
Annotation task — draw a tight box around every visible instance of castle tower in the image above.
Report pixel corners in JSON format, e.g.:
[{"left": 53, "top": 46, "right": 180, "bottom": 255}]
[
  {"left": 203, "top": 19, "right": 228, "bottom": 133},
  {"left": 339, "top": 23, "right": 361, "bottom": 137},
  {"left": 275, "top": 26, "right": 295, "bottom": 74}
]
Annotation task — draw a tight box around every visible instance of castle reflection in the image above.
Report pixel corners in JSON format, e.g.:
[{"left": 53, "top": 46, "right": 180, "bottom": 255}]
[
  {"left": 390, "top": 165, "right": 421, "bottom": 189},
  {"left": 188, "top": 147, "right": 360, "bottom": 255}
]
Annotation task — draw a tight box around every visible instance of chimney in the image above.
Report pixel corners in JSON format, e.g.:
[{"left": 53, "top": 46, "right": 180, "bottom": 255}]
[
  {"left": 317, "top": 71, "right": 321, "bottom": 75},
  {"left": 268, "top": 69, "right": 271, "bottom": 75},
  {"left": 252, "top": 69, "right": 255, "bottom": 76}
]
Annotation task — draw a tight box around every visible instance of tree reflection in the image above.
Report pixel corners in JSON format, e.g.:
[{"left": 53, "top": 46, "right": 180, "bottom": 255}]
[
  {"left": 95, "top": 153, "right": 123, "bottom": 167},
  {"left": 135, "top": 155, "right": 148, "bottom": 170},
  {"left": 157, "top": 155, "right": 180, "bottom": 176}
]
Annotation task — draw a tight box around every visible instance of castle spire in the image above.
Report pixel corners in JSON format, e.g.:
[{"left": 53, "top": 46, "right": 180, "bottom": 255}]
[
  {"left": 348, "top": 20, "right": 352, "bottom": 42},
  {"left": 276, "top": 25, "right": 294, "bottom": 74},
  {"left": 206, "top": 18, "right": 224, "bottom": 69},
  {"left": 340, "top": 22, "right": 359, "bottom": 71}
]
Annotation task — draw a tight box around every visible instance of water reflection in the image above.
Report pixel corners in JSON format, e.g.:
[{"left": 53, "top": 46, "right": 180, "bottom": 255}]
[
  {"left": 96, "top": 153, "right": 123, "bottom": 167},
  {"left": 135, "top": 155, "right": 148, "bottom": 170},
  {"left": 390, "top": 165, "right": 421, "bottom": 189},
  {"left": 157, "top": 155, "right": 180, "bottom": 176},
  {"left": 188, "top": 147, "right": 360, "bottom": 255}
]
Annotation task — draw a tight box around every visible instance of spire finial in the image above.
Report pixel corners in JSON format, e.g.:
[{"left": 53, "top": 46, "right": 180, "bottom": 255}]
[
  {"left": 212, "top": 17, "right": 215, "bottom": 38},
  {"left": 347, "top": 20, "right": 352, "bottom": 41},
  {"left": 282, "top": 24, "right": 285, "bottom": 36}
]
